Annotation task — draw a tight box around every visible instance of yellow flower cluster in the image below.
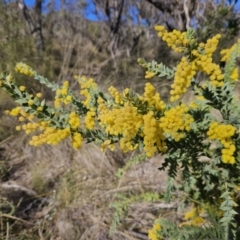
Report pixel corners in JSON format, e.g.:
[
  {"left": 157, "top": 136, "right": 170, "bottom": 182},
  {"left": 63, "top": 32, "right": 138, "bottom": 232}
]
[
  {"left": 98, "top": 101, "right": 142, "bottom": 152},
  {"left": 173, "top": 34, "right": 224, "bottom": 101},
  {"left": 143, "top": 111, "right": 166, "bottom": 157},
  {"left": 28, "top": 99, "right": 34, "bottom": 106},
  {"left": 220, "top": 43, "right": 239, "bottom": 82},
  {"left": 71, "top": 132, "right": 83, "bottom": 149},
  {"left": 100, "top": 139, "right": 115, "bottom": 151},
  {"left": 8, "top": 105, "right": 82, "bottom": 149},
  {"left": 85, "top": 109, "right": 95, "bottom": 130},
  {"left": 220, "top": 39, "right": 240, "bottom": 62},
  {"left": 230, "top": 68, "right": 238, "bottom": 81},
  {"left": 37, "top": 106, "right": 43, "bottom": 111},
  {"left": 6, "top": 107, "right": 21, "bottom": 116},
  {"left": 155, "top": 25, "right": 188, "bottom": 53},
  {"left": 21, "top": 122, "right": 39, "bottom": 134},
  {"left": 6, "top": 107, "right": 35, "bottom": 122},
  {"left": 15, "top": 63, "right": 34, "bottom": 77},
  {"left": 78, "top": 76, "right": 97, "bottom": 107},
  {"left": 192, "top": 35, "right": 223, "bottom": 88},
  {"left": 196, "top": 54, "right": 224, "bottom": 87},
  {"left": 55, "top": 81, "right": 72, "bottom": 107},
  {"left": 148, "top": 222, "right": 162, "bottom": 240},
  {"left": 202, "top": 34, "right": 222, "bottom": 56},
  {"left": 36, "top": 92, "right": 42, "bottom": 98},
  {"left": 154, "top": 27, "right": 224, "bottom": 101},
  {"left": 137, "top": 58, "right": 156, "bottom": 79},
  {"left": 19, "top": 86, "right": 26, "bottom": 91},
  {"left": 179, "top": 207, "right": 205, "bottom": 227},
  {"left": 143, "top": 83, "right": 165, "bottom": 111},
  {"left": 17, "top": 120, "right": 48, "bottom": 134},
  {"left": 170, "top": 57, "right": 196, "bottom": 102},
  {"left": 68, "top": 111, "right": 81, "bottom": 130},
  {"left": 108, "top": 86, "right": 123, "bottom": 104},
  {"left": 145, "top": 71, "right": 156, "bottom": 79},
  {"left": 159, "top": 104, "right": 193, "bottom": 141},
  {"left": 97, "top": 96, "right": 107, "bottom": 113},
  {"left": 29, "top": 127, "right": 71, "bottom": 146},
  {"left": 207, "top": 122, "right": 236, "bottom": 164}
]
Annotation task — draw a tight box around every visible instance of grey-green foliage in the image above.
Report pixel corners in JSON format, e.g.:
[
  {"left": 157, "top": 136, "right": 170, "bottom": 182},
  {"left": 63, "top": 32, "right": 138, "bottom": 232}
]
[
  {"left": 224, "top": 43, "right": 240, "bottom": 81},
  {"left": 115, "top": 153, "right": 146, "bottom": 178},
  {"left": 110, "top": 192, "right": 162, "bottom": 234},
  {"left": 138, "top": 58, "right": 175, "bottom": 79},
  {"left": 220, "top": 189, "right": 238, "bottom": 240}
]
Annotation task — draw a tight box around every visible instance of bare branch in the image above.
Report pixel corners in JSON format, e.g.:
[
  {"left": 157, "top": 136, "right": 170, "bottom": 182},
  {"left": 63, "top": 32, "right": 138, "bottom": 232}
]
[{"left": 17, "top": 0, "right": 44, "bottom": 52}]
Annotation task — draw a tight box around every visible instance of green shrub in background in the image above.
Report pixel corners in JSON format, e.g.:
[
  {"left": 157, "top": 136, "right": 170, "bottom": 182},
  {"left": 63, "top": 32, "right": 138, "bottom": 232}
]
[{"left": 1, "top": 25, "right": 240, "bottom": 240}]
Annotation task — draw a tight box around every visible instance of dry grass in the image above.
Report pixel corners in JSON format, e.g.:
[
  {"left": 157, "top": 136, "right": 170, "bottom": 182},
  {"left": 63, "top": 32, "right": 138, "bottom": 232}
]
[{"left": 0, "top": 131, "right": 178, "bottom": 240}]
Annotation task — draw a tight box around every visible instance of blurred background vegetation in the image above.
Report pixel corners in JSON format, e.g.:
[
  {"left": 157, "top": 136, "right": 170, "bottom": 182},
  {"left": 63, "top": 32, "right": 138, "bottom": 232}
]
[{"left": 1, "top": 0, "right": 240, "bottom": 239}]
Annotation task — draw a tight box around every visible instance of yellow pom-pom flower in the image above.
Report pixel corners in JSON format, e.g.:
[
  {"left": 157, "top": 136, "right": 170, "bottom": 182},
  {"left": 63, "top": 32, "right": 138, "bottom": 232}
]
[
  {"left": 207, "top": 122, "right": 236, "bottom": 164},
  {"left": 159, "top": 104, "right": 193, "bottom": 141}
]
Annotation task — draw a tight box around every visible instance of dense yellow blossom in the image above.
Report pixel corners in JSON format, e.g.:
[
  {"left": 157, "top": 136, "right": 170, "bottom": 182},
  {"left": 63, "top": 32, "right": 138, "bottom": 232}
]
[
  {"left": 71, "top": 132, "right": 83, "bottom": 149},
  {"left": 220, "top": 39, "right": 240, "bottom": 62},
  {"left": 85, "top": 109, "right": 95, "bottom": 130},
  {"left": 108, "top": 86, "right": 123, "bottom": 104},
  {"left": 159, "top": 104, "right": 193, "bottom": 141},
  {"left": 148, "top": 222, "right": 162, "bottom": 240},
  {"left": 15, "top": 63, "right": 35, "bottom": 77},
  {"left": 203, "top": 34, "right": 221, "bottom": 57},
  {"left": 170, "top": 57, "right": 196, "bottom": 101},
  {"left": 22, "top": 122, "right": 40, "bottom": 134},
  {"left": 196, "top": 54, "right": 224, "bottom": 87},
  {"left": 98, "top": 101, "right": 142, "bottom": 152},
  {"left": 192, "top": 34, "right": 223, "bottom": 87},
  {"left": 143, "top": 111, "right": 166, "bottom": 157},
  {"left": 143, "top": 83, "right": 165, "bottom": 111},
  {"left": 154, "top": 26, "right": 224, "bottom": 98},
  {"left": 97, "top": 97, "right": 107, "bottom": 113},
  {"left": 68, "top": 111, "right": 81, "bottom": 130},
  {"left": 78, "top": 76, "right": 97, "bottom": 107},
  {"left": 179, "top": 207, "right": 205, "bottom": 227},
  {"left": 155, "top": 25, "right": 188, "bottom": 52},
  {"left": 54, "top": 81, "right": 72, "bottom": 107},
  {"left": 7, "top": 107, "right": 21, "bottom": 116},
  {"left": 207, "top": 122, "right": 236, "bottom": 164},
  {"left": 15, "top": 116, "right": 74, "bottom": 147},
  {"left": 29, "top": 127, "right": 71, "bottom": 146},
  {"left": 6, "top": 107, "right": 35, "bottom": 121}
]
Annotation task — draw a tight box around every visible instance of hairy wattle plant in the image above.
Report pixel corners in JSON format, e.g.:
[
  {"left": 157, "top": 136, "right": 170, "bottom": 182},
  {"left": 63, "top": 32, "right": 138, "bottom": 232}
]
[{"left": 1, "top": 26, "right": 240, "bottom": 239}]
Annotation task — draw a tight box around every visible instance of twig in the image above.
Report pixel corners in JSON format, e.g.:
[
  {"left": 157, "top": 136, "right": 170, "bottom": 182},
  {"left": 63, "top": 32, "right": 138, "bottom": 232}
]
[{"left": 1, "top": 213, "right": 34, "bottom": 225}]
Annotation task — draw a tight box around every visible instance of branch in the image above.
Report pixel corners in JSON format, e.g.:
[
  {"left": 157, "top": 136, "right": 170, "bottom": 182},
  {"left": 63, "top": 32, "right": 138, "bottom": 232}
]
[{"left": 17, "top": 0, "right": 44, "bottom": 52}]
